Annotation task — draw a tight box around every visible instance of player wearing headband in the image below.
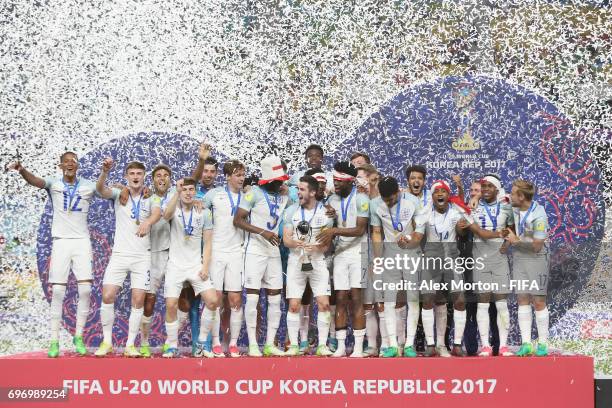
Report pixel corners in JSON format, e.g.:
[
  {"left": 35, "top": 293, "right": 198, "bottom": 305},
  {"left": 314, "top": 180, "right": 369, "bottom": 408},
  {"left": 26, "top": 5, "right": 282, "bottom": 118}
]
[
  {"left": 370, "top": 176, "right": 425, "bottom": 358},
  {"left": 95, "top": 159, "right": 162, "bottom": 357},
  {"left": 318, "top": 162, "right": 370, "bottom": 357},
  {"left": 356, "top": 164, "right": 386, "bottom": 357},
  {"left": 202, "top": 160, "right": 246, "bottom": 357},
  {"left": 234, "top": 156, "right": 292, "bottom": 357},
  {"left": 160, "top": 178, "right": 219, "bottom": 358},
  {"left": 505, "top": 180, "right": 550, "bottom": 357},
  {"left": 421, "top": 180, "right": 473, "bottom": 357},
  {"left": 10, "top": 152, "right": 98, "bottom": 357},
  {"left": 468, "top": 174, "right": 514, "bottom": 357},
  {"left": 283, "top": 175, "right": 334, "bottom": 356}
]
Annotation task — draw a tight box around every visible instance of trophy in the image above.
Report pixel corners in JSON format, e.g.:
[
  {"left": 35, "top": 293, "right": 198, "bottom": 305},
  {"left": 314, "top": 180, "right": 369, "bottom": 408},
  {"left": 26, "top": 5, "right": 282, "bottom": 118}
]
[{"left": 296, "top": 220, "right": 314, "bottom": 271}]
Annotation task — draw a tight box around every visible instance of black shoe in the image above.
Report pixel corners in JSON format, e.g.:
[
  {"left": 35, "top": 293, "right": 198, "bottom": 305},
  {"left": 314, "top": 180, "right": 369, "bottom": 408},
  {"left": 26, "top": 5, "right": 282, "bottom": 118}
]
[
  {"left": 451, "top": 345, "right": 466, "bottom": 357},
  {"left": 423, "top": 345, "right": 437, "bottom": 357}
]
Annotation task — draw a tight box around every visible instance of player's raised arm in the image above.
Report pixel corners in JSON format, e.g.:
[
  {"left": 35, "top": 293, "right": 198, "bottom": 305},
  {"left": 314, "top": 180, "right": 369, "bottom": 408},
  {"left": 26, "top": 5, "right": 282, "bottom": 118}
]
[
  {"left": 96, "top": 157, "right": 115, "bottom": 199},
  {"left": 136, "top": 202, "right": 162, "bottom": 237},
  {"left": 9, "top": 161, "right": 46, "bottom": 189},
  {"left": 191, "top": 142, "right": 211, "bottom": 181},
  {"left": 163, "top": 179, "right": 183, "bottom": 221}
]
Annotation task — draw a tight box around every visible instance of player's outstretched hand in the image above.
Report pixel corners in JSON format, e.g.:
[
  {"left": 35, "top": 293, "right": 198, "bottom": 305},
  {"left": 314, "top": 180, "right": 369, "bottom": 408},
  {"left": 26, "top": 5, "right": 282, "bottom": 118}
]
[
  {"left": 316, "top": 227, "right": 335, "bottom": 247},
  {"left": 451, "top": 174, "right": 463, "bottom": 188},
  {"left": 143, "top": 186, "right": 151, "bottom": 199},
  {"left": 457, "top": 218, "right": 470, "bottom": 230},
  {"left": 8, "top": 161, "right": 23, "bottom": 172},
  {"left": 397, "top": 234, "right": 412, "bottom": 249},
  {"left": 176, "top": 178, "right": 185, "bottom": 192},
  {"left": 193, "top": 200, "right": 204, "bottom": 213},
  {"left": 261, "top": 230, "right": 280, "bottom": 246},
  {"left": 119, "top": 186, "right": 129, "bottom": 206},
  {"left": 199, "top": 266, "right": 209, "bottom": 281},
  {"left": 102, "top": 157, "right": 114, "bottom": 172},
  {"left": 136, "top": 221, "right": 151, "bottom": 237},
  {"left": 198, "top": 143, "right": 212, "bottom": 160},
  {"left": 324, "top": 204, "right": 337, "bottom": 219}
]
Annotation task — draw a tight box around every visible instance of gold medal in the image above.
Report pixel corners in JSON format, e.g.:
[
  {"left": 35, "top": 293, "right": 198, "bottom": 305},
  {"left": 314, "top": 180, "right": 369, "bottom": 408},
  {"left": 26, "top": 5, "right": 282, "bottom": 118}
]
[
  {"left": 135, "top": 220, "right": 140, "bottom": 226},
  {"left": 342, "top": 220, "right": 346, "bottom": 227},
  {"left": 184, "top": 235, "right": 190, "bottom": 241}
]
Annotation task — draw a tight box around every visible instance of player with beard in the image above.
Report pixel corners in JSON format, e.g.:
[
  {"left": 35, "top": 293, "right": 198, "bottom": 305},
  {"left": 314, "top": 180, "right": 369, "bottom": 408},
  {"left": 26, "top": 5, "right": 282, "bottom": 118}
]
[
  {"left": 283, "top": 175, "right": 334, "bottom": 356},
  {"left": 355, "top": 164, "right": 386, "bottom": 357},
  {"left": 421, "top": 180, "right": 473, "bottom": 357},
  {"left": 10, "top": 152, "right": 98, "bottom": 357},
  {"left": 161, "top": 178, "right": 220, "bottom": 358},
  {"left": 138, "top": 164, "right": 173, "bottom": 357},
  {"left": 318, "top": 162, "right": 370, "bottom": 357},
  {"left": 468, "top": 174, "right": 514, "bottom": 357},
  {"left": 202, "top": 160, "right": 246, "bottom": 357},
  {"left": 95, "top": 159, "right": 162, "bottom": 357},
  {"left": 234, "top": 156, "right": 292, "bottom": 357},
  {"left": 505, "top": 180, "right": 550, "bottom": 357},
  {"left": 371, "top": 177, "right": 425, "bottom": 358}
]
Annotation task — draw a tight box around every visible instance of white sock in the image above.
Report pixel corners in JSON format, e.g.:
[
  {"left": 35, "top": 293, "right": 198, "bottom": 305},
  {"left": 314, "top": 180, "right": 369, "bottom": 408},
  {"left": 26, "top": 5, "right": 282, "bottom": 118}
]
[
  {"left": 333, "top": 329, "right": 346, "bottom": 356},
  {"left": 317, "top": 310, "right": 331, "bottom": 346},
  {"left": 422, "top": 308, "right": 435, "bottom": 346},
  {"left": 100, "top": 302, "right": 115, "bottom": 345},
  {"left": 496, "top": 300, "right": 509, "bottom": 347},
  {"left": 140, "top": 315, "right": 152, "bottom": 346},
  {"left": 212, "top": 308, "right": 221, "bottom": 346},
  {"left": 265, "top": 294, "right": 281, "bottom": 346},
  {"left": 230, "top": 306, "right": 243, "bottom": 346},
  {"left": 328, "top": 305, "right": 336, "bottom": 337},
  {"left": 395, "top": 306, "right": 406, "bottom": 346},
  {"left": 177, "top": 310, "right": 188, "bottom": 328},
  {"left": 126, "top": 307, "right": 144, "bottom": 347},
  {"left": 50, "top": 285, "right": 66, "bottom": 341},
  {"left": 199, "top": 307, "right": 215, "bottom": 342},
  {"left": 165, "top": 320, "right": 178, "bottom": 348},
  {"left": 535, "top": 308, "right": 549, "bottom": 343},
  {"left": 435, "top": 304, "right": 447, "bottom": 346},
  {"left": 75, "top": 283, "right": 91, "bottom": 337},
  {"left": 379, "top": 309, "right": 389, "bottom": 348},
  {"left": 365, "top": 308, "right": 378, "bottom": 349},
  {"left": 477, "top": 303, "right": 490, "bottom": 347},
  {"left": 245, "top": 294, "right": 259, "bottom": 346},
  {"left": 518, "top": 305, "right": 533, "bottom": 344},
  {"left": 287, "top": 311, "right": 300, "bottom": 346},
  {"left": 352, "top": 329, "right": 366, "bottom": 354},
  {"left": 406, "top": 302, "right": 420, "bottom": 346},
  {"left": 453, "top": 309, "right": 467, "bottom": 345},
  {"left": 383, "top": 302, "right": 398, "bottom": 347},
  {"left": 299, "top": 305, "right": 310, "bottom": 343}
]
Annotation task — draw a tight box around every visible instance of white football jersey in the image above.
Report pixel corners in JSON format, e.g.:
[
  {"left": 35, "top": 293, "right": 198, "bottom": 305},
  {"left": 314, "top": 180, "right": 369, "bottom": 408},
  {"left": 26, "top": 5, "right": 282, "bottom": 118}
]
[
  {"left": 110, "top": 188, "right": 159, "bottom": 256},
  {"left": 168, "top": 205, "right": 213, "bottom": 268},
  {"left": 283, "top": 202, "right": 334, "bottom": 261},
  {"left": 326, "top": 190, "right": 370, "bottom": 257},
  {"left": 150, "top": 189, "right": 173, "bottom": 252},
  {"left": 370, "top": 192, "right": 426, "bottom": 243},
  {"left": 239, "top": 186, "right": 291, "bottom": 258},
  {"left": 424, "top": 204, "right": 473, "bottom": 243},
  {"left": 44, "top": 177, "right": 98, "bottom": 239},
  {"left": 203, "top": 186, "right": 244, "bottom": 254}
]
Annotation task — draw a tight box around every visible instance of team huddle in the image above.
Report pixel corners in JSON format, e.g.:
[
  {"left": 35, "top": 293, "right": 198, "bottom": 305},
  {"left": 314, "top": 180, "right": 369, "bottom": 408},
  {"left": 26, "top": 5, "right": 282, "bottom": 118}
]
[{"left": 10, "top": 142, "right": 551, "bottom": 359}]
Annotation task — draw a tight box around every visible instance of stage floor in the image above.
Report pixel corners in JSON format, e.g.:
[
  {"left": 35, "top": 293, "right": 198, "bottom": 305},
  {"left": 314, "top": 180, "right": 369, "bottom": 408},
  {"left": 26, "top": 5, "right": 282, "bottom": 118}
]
[{"left": 0, "top": 351, "right": 594, "bottom": 408}]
